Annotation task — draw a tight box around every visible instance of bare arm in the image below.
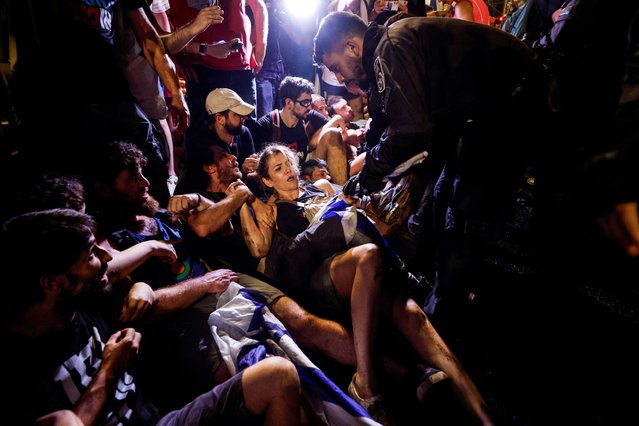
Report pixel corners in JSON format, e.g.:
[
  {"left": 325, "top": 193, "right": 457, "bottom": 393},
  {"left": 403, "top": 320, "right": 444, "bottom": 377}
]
[
  {"left": 106, "top": 240, "right": 177, "bottom": 283},
  {"left": 239, "top": 199, "right": 275, "bottom": 258},
  {"left": 368, "top": 0, "right": 387, "bottom": 22},
  {"left": 597, "top": 201, "right": 639, "bottom": 256},
  {"left": 36, "top": 410, "right": 84, "bottom": 426},
  {"left": 314, "top": 178, "right": 336, "bottom": 196},
  {"left": 167, "top": 190, "right": 251, "bottom": 237},
  {"left": 127, "top": 8, "right": 190, "bottom": 133},
  {"left": 148, "top": 269, "right": 238, "bottom": 320},
  {"left": 161, "top": 6, "right": 224, "bottom": 54},
  {"left": 246, "top": 0, "right": 268, "bottom": 74},
  {"left": 153, "top": 9, "right": 172, "bottom": 32},
  {"left": 187, "top": 194, "right": 246, "bottom": 237},
  {"left": 453, "top": 0, "right": 475, "bottom": 22}
]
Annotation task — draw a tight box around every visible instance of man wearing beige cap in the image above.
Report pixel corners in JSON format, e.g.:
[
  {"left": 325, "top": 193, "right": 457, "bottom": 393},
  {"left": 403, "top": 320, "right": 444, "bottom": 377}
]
[{"left": 186, "top": 88, "right": 259, "bottom": 182}]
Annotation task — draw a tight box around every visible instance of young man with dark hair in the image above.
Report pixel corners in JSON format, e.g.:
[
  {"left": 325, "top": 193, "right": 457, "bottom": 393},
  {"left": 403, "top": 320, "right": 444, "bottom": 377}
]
[
  {"left": 83, "top": 141, "right": 369, "bottom": 412},
  {"left": 0, "top": 208, "right": 306, "bottom": 426},
  {"left": 253, "top": 76, "right": 355, "bottom": 184},
  {"left": 300, "top": 158, "right": 331, "bottom": 183},
  {"left": 183, "top": 87, "right": 259, "bottom": 187}
]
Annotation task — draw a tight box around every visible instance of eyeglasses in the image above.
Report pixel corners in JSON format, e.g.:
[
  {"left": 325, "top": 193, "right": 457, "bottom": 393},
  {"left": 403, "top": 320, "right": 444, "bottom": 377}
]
[{"left": 293, "top": 98, "right": 312, "bottom": 108}]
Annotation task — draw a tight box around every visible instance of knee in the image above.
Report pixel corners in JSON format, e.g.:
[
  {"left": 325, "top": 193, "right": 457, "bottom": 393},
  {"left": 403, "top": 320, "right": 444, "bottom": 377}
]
[
  {"left": 37, "top": 410, "right": 83, "bottom": 426},
  {"left": 260, "top": 357, "right": 300, "bottom": 392},
  {"left": 357, "top": 244, "right": 383, "bottom": 274},
  {"left": 319, "top": 128, "right": 344, "bottom": 149},
  {"left": 398, "top": 296, "right": 428, "bottom": 327}
]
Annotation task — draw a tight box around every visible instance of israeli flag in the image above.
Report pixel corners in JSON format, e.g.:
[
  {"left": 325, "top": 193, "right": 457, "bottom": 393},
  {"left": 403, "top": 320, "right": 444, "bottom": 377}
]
[{"left": 210, "top": 282, "right": 380, "bottom": 426}]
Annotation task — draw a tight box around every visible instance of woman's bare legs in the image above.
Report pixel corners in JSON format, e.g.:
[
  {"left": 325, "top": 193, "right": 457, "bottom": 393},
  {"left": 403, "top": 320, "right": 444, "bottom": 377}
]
[
  {"left": 270, "top": 296, "right": 356, "bottom": 366},
  {"left": 242, "top": 357, "right": 303, "bottom": 426},
  {"left": 382, "top": 289, "right": 495, "bottom": 426},
  {"left": 330, "top": 243, "right": 384, "bottom": 399}
]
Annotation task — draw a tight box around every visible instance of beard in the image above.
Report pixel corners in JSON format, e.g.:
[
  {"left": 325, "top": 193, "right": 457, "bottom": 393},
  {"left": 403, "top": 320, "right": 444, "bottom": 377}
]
[
  {"left": 218, "top": 167, "right": 242, "bottom": 184},
  {"left": 100, "top": 192, "right": 160, "bottom": 234},
  {"left": 345, "top": 79, "right": 368, "bottom": 97},
  {"left": 57, "top": 262, "right": 110, "bottom": 314},
  {"left": 343, "top": 57, "right": 369, "bottom": 96},
  {"left": 114, "top": 191, "right": 160, "bottom": 217},
  {"left": 293, "top": 109, "right": 309, "bottom": 121},
  {"left": 225, "top": 121, "right": 243, "bottom": 136},
  {"left": 139, "top": 195, "right": 160, "bottom": 217},
  {"left": 345, "top": 54, "right": 367, "bottom": 83}
]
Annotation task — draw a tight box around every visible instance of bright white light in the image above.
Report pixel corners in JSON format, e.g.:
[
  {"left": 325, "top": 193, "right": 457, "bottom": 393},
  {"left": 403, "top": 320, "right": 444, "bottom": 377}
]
[{"left": 283, "top": 0, "right": 318, "bottom": 20}]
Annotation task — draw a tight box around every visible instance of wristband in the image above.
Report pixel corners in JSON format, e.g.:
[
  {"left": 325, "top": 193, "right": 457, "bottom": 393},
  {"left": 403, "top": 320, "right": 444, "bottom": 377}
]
[{"left": 195, "top": 193, "right": 209, "bottom": 212}]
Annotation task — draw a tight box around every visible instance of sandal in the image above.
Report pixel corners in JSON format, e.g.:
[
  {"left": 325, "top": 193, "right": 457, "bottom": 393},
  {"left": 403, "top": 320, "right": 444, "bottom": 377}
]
[
  {"left": 415, "top": 367, "right": 450, "bottom": 402},
  {"left": 347, "top": 373, "right": 394, "bottom": 425}
]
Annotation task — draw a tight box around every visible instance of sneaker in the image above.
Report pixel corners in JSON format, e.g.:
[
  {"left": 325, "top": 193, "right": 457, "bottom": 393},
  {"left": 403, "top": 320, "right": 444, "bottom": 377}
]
[
  {"left": 347, "top": 374, "right": 394, "bottom": 425},
  {"left": 415, "top": 367, "right": 450, "bottom": 402}
]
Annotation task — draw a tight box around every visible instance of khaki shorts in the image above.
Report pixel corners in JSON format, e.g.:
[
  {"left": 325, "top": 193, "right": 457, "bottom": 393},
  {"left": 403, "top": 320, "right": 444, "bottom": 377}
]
[{"left": 238, "top": 273, "right": 285, "bottom": 305}]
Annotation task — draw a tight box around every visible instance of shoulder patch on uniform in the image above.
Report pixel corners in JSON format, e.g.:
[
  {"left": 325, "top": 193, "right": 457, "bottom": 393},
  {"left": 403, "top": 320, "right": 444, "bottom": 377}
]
[{"left": 374, "top": 56, "right": 385, "bottom": 94}]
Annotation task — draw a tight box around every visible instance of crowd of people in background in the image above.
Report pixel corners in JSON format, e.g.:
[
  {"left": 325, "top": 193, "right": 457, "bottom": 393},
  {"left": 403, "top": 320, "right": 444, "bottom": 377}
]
[{"left": 1, "top": 0, "right": 638, "bottom": 425}]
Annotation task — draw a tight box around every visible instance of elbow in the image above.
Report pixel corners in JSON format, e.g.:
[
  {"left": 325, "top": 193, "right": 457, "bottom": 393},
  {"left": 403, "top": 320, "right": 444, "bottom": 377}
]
[
  {"left": 191, "top": 224, "right": 212, "bottom": 238},
  {"left": 248, "top": 245, "right": 268, "bottom": 258}
]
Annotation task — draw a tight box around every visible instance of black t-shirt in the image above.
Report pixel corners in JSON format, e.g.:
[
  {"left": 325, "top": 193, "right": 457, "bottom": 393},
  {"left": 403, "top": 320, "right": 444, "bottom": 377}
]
[
  {"left": 254, "top": 110, "right": 328, "bottom": 162},
  {"left": 1, "top": 311, "right": 159, "bottom": 425},
  {"left": 186, "top": 121, "right": 257, "bottom": 168}
]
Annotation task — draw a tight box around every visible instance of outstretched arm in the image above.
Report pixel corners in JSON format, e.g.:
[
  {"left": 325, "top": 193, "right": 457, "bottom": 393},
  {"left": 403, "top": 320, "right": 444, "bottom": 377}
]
[
  {"left": 149, "top": 268, "right": 238, "bottom": 320},
  {"left": 167, "top": 187, "right": 253, "bottom": 237},
  {"left": 106, "top": 240, "right": 177, "bottom": 283}
]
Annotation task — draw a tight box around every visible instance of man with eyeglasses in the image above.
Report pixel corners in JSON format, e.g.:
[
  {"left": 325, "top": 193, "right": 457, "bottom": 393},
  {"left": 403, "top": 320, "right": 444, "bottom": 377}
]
[{"left": 252, "top": 76, "right": 356, "bottom": 185}]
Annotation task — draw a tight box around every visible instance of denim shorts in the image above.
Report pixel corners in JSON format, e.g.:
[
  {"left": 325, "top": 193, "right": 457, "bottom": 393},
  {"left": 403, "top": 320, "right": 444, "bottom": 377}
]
[{"left": 157, "top": 370, "right": 262, "bottom": 426}]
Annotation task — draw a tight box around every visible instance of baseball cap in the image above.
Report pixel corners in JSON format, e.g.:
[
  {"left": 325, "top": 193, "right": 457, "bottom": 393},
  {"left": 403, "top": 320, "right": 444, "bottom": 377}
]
[{"left": 205, "top": 88, "right": 255, "bottom": 116}]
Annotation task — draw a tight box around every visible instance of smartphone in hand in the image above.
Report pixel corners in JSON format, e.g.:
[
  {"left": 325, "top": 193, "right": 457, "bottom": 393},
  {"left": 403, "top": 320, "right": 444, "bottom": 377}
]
[
  {"left": 187, "top": 0, "right": 212, "bottom": 10},
  {"left": 386, "top": 1, "right": 399, "bottom": 11},
  {"left": 230, "top": 40, "right": 244, "bottom": 51}
]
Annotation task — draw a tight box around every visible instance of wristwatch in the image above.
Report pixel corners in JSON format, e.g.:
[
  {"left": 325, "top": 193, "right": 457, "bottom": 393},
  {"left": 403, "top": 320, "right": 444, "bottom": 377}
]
[{"left": 199, "top": 43, "right": 207, "bottom": 56}]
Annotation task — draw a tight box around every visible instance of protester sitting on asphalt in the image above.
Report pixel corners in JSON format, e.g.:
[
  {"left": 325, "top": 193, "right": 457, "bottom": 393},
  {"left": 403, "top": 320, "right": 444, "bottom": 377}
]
[
  {"left": 0, "top": 208, "right": 309, "bottom": 426},
  {"left": 238, "top": 143, "right": 494, "bottom": 425}
]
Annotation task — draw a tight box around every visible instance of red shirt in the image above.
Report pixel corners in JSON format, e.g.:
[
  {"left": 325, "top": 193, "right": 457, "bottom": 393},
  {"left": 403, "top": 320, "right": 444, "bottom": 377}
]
[
  {"left": 468, "top": 0, "right": 491, "bottom": 25},
  {"left": 169, "top": 0, "right": 252, "bottom": 70}
]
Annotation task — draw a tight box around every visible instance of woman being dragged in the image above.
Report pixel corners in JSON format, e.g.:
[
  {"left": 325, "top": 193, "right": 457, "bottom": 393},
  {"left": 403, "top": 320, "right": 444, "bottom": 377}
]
[{"left": 235, "top": 143, "right": 494, "bottom": 426}]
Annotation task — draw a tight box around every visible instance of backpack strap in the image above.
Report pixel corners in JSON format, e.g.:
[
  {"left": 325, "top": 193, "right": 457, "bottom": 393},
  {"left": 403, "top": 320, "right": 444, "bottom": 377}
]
[
  {"left": 303, "top": 120, "right": 313, "bottom": 142},
  {"left": 270, "top": 109, "right": 281, "bottom": 142}
]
